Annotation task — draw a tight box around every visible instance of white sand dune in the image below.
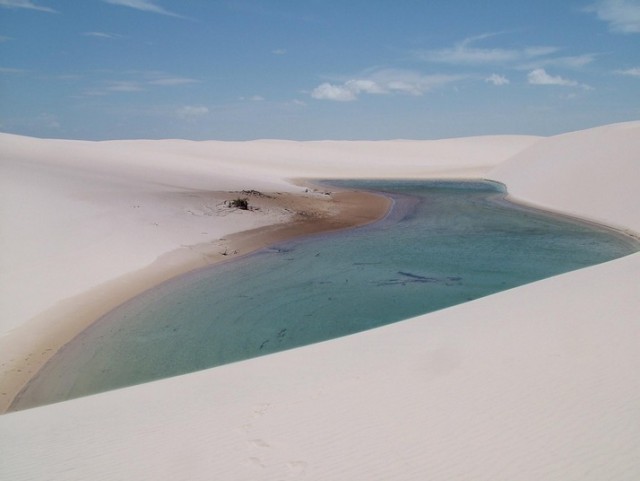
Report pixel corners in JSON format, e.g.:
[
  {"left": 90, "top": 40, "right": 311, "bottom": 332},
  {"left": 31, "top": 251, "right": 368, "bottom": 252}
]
[
  {"left": 0, "top": 122, "right": 638, "bottom": 480},
  {"left": 490, "top": 121, "right": 640, "bottom": 232}
]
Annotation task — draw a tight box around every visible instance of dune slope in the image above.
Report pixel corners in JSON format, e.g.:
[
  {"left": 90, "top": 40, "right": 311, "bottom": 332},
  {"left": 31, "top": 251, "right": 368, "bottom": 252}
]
[{"left": 490, "top": 121, "right": 640, "bottom": 233}]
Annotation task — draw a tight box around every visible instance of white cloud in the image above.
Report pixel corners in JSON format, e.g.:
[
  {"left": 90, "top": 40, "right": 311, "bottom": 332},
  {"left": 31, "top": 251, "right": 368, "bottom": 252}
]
[
  {"left": 485, "top": 74, "right": 510, "bottom": 86},
  {"left": 176, "top": 105, "right": 209, "bottom": 120},
  {"left": 346, "top": 79, "right": 387, "bottom": 94},
  {"left": 0, "top": 0, "right": 55, "bottom": 12},
  {"left": 417, "top": 34, "right": 559, "bottom": 65},
  {"left": 102, "top": 0, "right": 183, "bottom": 18},
  {"left": 615, "top": 67, "right": 640, "bottom": 77},
  {"left": 312, "top": 69, "right": 463, "bottom": 102},
  {"left": 586, "top": 0, "right": 640, "bottom": 33},
  {"left": 311, "top": 83, "right": 357, "bottom": 101},
  {"left": 527, "top": 68, "right": 579, "bottom": 86},
  {"left": 272, "top": 49, "right": 287, "bottom": 55}
]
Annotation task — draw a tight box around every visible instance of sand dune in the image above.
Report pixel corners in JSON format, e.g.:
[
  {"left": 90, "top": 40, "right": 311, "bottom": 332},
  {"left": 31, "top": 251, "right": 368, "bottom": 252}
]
[
  {"left": 0, "top": 123, "right": 638, "bottom": 480},
  {"left": 490, "top": 121, "right": 640, "bottom": 232}
]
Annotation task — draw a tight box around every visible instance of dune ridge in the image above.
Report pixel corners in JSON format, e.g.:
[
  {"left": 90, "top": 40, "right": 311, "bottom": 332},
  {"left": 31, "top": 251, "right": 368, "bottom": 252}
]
[{"left": 0, "top": 122, "right": 638, "bottom": 480}]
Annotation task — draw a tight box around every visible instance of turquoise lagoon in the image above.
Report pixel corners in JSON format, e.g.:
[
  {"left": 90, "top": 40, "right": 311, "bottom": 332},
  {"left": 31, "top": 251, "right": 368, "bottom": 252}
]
[{"left": 13, "top": 180, "right": 638, "bottom": 409}]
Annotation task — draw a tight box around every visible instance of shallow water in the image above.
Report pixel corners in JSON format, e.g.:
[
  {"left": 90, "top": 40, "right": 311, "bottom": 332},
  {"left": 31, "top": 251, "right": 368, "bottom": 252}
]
[{"left": 13, "top": 180, "right": 638, "bottom": 409}]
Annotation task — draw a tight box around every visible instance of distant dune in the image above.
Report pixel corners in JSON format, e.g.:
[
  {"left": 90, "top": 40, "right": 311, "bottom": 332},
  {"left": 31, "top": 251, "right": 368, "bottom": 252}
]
[
  {"left": 0, "top": 122, "right": 638, "bottom": 480},
  {"left": 491, "top": 121, "right": 640, "bottom": 232}
]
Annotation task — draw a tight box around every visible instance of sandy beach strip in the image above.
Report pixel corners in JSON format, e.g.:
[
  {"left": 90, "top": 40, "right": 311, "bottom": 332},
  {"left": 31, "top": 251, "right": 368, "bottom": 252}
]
[{"left": 1, "top": 185, "right": 391, "bottom": 413}]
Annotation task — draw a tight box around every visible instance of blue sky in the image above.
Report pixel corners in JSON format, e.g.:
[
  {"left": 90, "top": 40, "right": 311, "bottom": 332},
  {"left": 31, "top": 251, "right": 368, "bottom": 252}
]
[{"left": 1, "top": 0, "right": 639, "bottom": 140}]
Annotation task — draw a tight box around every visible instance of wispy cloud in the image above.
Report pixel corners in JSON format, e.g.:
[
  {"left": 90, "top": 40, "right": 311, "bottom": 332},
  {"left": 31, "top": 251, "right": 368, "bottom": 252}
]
[
  {"left": 106, "top": 81, "right": 144, "bottom": 92},
  {"left": 148, "top": 76, "right": 199, "bottom": 86},
  {"left": 485, "top": 74, "right": 510, "bottom": 86},
  {"left": 615, "top": 67, "right": 640, "bottom": 77},
  {"left": 239, "top": 95, "right": 265, "bottom": 101},
  {"left": 585, "top": 0, "right": 640, "bottom": 34},
  {"left": 417, "top": 33, "right": 597, "bottom": 76},
  {"left": 102, "top": 0, "right": 184, "bottom": 18},
  {"left": 272, "top": 49, "right": 287, "bottom": 55},
  {"left": 417, "top": 34, "right": 559, "bottom": 66},
  {"left": 0, "top": 0, "right": 55, "bottom": 13},
  {"left": 176, "top": 105, "right": 209, "bottom": 120},
  {"left": 527, "top": 68, "right": 588, "bottom": 88},
  {"left": 518, "top": 53, "right": 597, "bottom": 70},
  {"left": 312, "top": 69, "right": 464, "bottom": 101},
  {"left": 55, "top": 74, "right": 82, "bottom": 81},
  {"left": 81, "top": 71, "right": 200, "bottom": 96},
  {"left": 82, "top": 32, "right": 123, "bottom": 40},
  {"left": 0, "top": 67, "right": 26, "bottom": 74}
]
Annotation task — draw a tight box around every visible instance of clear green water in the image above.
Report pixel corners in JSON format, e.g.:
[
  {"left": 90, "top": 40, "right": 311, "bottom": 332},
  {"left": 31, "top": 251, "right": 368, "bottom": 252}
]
[{"left": 13, "top": 180, "right": 638, "bottom": 409}]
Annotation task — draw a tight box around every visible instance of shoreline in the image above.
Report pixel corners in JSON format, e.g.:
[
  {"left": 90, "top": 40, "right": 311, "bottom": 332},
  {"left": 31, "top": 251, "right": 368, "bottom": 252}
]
[
  {"left": 5, "top": 178, "right": 639, "bottom": 414},
  {"left": 7, "top": 178, "right": 639, "bottom": 413},
  {"left": 491, "top": 188, "right": 640, "bottom": 243},
  {"left": 9, "top": 179, "right": 640, "bottom": 412},
  {"left": 2, "top": 184, "right": 392, "bottom": 413}
]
